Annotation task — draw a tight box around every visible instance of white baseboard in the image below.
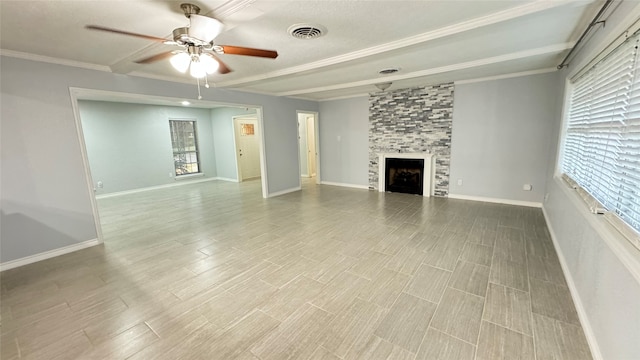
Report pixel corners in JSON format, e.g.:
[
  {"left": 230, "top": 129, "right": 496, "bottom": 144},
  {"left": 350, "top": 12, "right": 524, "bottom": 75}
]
[
  {"left": 320, "top": 181, "right": 370, "bottom": 190},
  {"left": 0, "top": 239, "right": 100, "bottom": 272},
  {"left": 447, "top": 193, "right": 542, "bottom": 208},
  {"left": 541, "top": 207, "right": 602, "bottom": 360},
  {"left": 96, "top": 177, "right": 219, "bottom": 199},
  {"left": 216, "top": 177, "right": 239, "bottom": 183},
  {"left": 267, "top": 186, "right": 301, "bottom": 197}
]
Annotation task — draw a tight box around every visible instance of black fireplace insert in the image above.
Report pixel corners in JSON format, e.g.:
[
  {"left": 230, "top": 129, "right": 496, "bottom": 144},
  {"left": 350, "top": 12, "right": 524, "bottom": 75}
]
[{"left": 385, "top": 158, "right": 424, "bottom": 195}]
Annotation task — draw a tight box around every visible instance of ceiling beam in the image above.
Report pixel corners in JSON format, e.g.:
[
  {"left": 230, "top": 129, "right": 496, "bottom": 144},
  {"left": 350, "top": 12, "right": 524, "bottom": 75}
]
[
  {"left": 275, "top": 43, "right": 573, "bottom": 97},
  {"left": 217, "top": 0, "right": 581, "bottom": 88}
]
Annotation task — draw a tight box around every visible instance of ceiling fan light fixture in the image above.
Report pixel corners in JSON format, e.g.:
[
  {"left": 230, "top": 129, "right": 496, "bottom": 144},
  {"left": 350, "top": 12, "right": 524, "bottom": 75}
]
[
  {"left": 189, "top": 14, "right": 224, "bottom": 43},
  {"left": 189, "top": 59, "right": 207, "bottom": 78},
  {"left": 170, "top": 52, "right": 191, "bottom": 73},
  {"left": 200, "top": 54, "right": 220, "bottom": 74}
]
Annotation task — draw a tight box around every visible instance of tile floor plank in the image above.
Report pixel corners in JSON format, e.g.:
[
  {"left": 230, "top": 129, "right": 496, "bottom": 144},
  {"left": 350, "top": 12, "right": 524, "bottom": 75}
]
[
  {"left": 476, "top": 321, "right": 535, "bottom": 360},
  {"left": 448, "top": 261, "right": 490, "bottom": 297},
  {"left": 529, "top": 279, "right": 581, "bottom": 325},
  {"left": 489, "top": 257, "right": 529, "bottom": 292},
  {"left": 258, "top": 275, "right": 325, "bottom": 321},
  {"left": 250, "top": 303, "right": 334, "bottom": 360},
  {"left": 430, "top": 288, "right": 485, "bottom": 344},
  {"left": 345, "top": 335, "right": 415, "bottom": 360},
  {"left": 415, "top": 327, "right": 476, "bottom": 360},
  {"left": 358, "top": 268, "right": 411, "bottom": 308},
  {"left": 322, "top": 298, "right": 387, "bottom": 358},
  {"left": 483, "top": 283, "right": 532, "bottom": 336},
  {"left": 405, "top": 264, "right": 451, "bottom": 303},
  {"left": 374, "top": 292, "right": 437, "bottom": 353},
  {"left": 532, "top": 313, "right": 592, "bottom": 360}
]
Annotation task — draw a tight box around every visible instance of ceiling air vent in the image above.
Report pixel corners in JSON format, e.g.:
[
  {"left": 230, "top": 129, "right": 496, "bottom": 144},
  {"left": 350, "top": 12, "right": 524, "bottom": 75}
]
[
  {"left": 288, "top": 24, "right": 326, "bottom": 40},
  {"left": 379, "top": 67, "right": 400, "bottom": 75}
]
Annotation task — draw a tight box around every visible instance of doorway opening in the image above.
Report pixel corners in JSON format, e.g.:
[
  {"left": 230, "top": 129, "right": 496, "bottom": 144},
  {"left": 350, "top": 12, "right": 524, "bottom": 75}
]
[
  {"left": 296, "top": 111, "right": 320, "bottom": 184},
  {"left": 69, "top": 88, "right": 268, "bottom": 243},
  {"left": 233, "top": 115, "right": 263, "bottom": 182}
]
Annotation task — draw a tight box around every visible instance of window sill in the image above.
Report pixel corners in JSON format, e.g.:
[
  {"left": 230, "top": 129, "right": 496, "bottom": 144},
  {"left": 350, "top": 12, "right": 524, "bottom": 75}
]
[
  {"left": 552, "top": 176, "right": 640, "bottom": 283},
  {"left": 174, "top": 173, "right": 204, "bottom": 181}
]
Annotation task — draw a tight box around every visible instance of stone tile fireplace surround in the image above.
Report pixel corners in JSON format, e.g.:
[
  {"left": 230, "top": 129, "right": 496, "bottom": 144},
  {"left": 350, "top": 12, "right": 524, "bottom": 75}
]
[{"left": 369, "top": 83, "right": 454, "bottom": 196}]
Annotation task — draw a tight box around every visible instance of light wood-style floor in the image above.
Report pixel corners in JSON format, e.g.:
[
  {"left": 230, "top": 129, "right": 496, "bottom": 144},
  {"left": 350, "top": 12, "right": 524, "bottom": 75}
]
[{"left": 1, "top": 179, "right": 592, "bottom": 359}]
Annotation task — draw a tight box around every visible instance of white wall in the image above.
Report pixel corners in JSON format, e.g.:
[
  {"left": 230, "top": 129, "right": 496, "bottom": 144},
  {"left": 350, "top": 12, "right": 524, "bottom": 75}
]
[
  {"left": 0, "top": 56, "right": 317, "bottom": 264},
  {"left": 210, "top": 107, "right": 256, "bottom": 181},
  {"left": 541, "top": 2, "right": 640, "bottom": 359},
  {"left": 318, "top": 96, "right": 369, "bottom": 186},
  {"left": 449, "top": 72, "right": 559, "bottom": 204},
  {"left": 80, "top": 100, "right": 217, "bottom": 194}
]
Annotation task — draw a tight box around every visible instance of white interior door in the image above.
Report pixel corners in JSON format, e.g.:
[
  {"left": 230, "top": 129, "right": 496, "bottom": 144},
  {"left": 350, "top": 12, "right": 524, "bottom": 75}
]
[
  {"left": 234, "top": 117, "right": 261, "bottom": 181},
  {"left": 306, "top": 115, "right": 317, "bottom": 177}
]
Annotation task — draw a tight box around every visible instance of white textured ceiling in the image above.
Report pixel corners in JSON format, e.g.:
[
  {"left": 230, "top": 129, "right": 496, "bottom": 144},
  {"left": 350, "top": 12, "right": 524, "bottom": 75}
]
[{"left": 0, "top": 0, "right": 599, "bottom": 100}]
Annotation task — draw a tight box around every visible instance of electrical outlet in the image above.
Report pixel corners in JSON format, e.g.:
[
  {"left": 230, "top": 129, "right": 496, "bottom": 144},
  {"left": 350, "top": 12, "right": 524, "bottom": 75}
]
[
  {"left": 457, "top": 179, "right": 463, "bottom": 186},
  {"left": 169, "top": 172, "right": 173, "bottom": 178},
  {"left": 523, "top": 184, "right": 532, "bottom": 191},
  {"left": 97, "top": 181, "right": 103, "bottom": 188}
]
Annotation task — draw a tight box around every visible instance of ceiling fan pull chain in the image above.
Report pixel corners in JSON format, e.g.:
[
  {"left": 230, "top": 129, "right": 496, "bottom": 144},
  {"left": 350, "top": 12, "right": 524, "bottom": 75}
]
[
  {"left": 204, "top": 76, "right": 210, "bottom": 89},
  {"left": 196, "top": 77, "right": 202, "bottom": 100}
]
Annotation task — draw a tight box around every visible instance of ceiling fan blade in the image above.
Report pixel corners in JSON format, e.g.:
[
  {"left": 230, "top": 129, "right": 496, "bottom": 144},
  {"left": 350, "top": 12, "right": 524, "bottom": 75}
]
[
  {"left": 135, "top": 51, "right": 174, "bottom": 64},
  {"left": 86, "top": 25, "right": 169, "bottom": 43},
  {"left": 220, "top": 45, "right": 278, "bottom": 59},
  {"left": 209, "top": 54, "right": 232, "bottom": 74}
]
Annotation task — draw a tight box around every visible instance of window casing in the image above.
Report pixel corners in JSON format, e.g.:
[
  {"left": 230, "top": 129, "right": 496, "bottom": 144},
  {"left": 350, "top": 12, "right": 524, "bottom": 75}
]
[
  {"left": 561, "top": 31, "right": 640, "bottom": 246},
  {"left": 169, "top": 120, "right": 200, "bottom": 176}
]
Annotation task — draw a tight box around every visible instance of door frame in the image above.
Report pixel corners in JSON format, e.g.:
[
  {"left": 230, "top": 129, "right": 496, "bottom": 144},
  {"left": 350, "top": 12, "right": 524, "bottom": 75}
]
[
  {"left": 232, "top": 114, "right": 263, "bottom": 183},
  {"left": 306, "top": 115, "right": 317, "bottom": 177},
  {"left": 296, "top": 111, "right": 321, "bottom": 185}
]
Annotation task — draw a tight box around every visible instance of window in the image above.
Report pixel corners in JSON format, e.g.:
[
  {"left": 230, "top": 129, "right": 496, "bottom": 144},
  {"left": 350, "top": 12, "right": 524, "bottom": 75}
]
[
  {"left": 561, "top": 31, "right": 640, "bottom": 244},
  {"left": 169, "top": 120, "right": 200, "bottom": 176}
]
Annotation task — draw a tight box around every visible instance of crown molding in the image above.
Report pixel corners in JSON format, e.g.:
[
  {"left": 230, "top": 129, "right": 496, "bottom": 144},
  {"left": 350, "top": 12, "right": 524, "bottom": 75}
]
[
  {"left": 0, "top": 49, "right": 111, "bottom": 72},
  {"left": 216, "top": 0, "right": 576, "bottom": 88},
  {"left": 277, "top": 43, "right": 573, "bottom": 96},
  {"left": 318, "top": 93, "right": 370, "bottom": 102},
  {"left": 126, "top": 70, "right": 199, "bottom": 85},
  {"left": 454, "top": 67, "right": 557, "bottom": 85}
]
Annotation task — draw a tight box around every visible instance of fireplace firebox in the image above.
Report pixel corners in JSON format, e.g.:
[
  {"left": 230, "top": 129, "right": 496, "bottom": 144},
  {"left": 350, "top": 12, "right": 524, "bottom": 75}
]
[{"left": 385, "top": 158, "right": 424, "bottom": 195}]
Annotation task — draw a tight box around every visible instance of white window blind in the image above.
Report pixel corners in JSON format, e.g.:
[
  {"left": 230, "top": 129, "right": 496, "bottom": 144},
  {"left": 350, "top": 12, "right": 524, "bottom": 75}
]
[{"left": 562, "top": 32, "right": 640, "bottom": 244}]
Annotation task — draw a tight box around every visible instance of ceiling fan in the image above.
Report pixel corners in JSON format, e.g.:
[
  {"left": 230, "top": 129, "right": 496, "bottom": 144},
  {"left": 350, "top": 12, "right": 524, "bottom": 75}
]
[{"left": 86, "top": 3, "right": 278, "bottom": 79}]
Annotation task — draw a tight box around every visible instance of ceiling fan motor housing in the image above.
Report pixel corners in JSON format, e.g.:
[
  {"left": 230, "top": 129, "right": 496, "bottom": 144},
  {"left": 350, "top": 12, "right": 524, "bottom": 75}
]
[{"left": 173, "top": 27, "right": 209, "bottom": 47}]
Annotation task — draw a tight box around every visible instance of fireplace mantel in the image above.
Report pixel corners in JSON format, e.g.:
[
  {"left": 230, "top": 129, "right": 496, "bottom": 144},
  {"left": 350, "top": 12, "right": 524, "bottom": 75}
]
[{"left": 378, "top": 153, "right": 435, "bottom": 197}]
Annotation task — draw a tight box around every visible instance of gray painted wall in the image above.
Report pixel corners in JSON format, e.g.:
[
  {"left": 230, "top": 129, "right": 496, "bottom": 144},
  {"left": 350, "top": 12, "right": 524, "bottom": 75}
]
[
  {"left": 0, "top": 56, "right": 317, "bottom": 263},
  {"left": 318, "top": 96, "right": 369, "bottom": 186},
  {"left": 80, "top": 100, "right": 216, "bottom": 195},
  {"left": 210, "top": 107, "right": 256, "bottom": 181},
  {"left": 449, "top": 72, "right": 558, "bottom": 203},
  {"left": 541, "top": 2, "right": 640, "bottom": 358}
]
